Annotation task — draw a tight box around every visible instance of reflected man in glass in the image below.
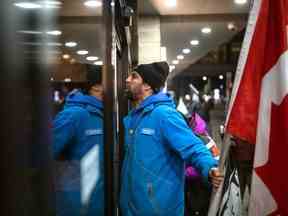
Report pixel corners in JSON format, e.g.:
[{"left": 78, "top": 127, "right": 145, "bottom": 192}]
[{"left": 53, "top": 65, "right": 104, "bottom": 216}]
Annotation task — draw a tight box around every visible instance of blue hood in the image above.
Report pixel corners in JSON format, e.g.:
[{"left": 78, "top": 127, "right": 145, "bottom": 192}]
[
  {"left": 65, "top": 89, "right": 103, "bottom": 114},
  {"left": 132, "top": 92, "right": 175, "bottom": 114}
]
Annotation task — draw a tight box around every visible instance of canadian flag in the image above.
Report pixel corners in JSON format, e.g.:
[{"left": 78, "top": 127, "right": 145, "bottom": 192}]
[{"left": 225, "top": 0, "right": 288, "bottom": 215}]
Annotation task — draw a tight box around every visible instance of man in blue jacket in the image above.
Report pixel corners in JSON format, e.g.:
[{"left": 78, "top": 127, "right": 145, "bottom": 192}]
[
  {"left": 53, "top": 65, "right": 104, "bottom": 216},
  {"left": 120, "top": 61, "right": 223, "bottom": 216}
]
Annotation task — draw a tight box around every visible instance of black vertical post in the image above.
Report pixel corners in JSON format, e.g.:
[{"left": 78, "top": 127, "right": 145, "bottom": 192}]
[
  {"left": 0, "top": 1, "right": 55, "bottom": 215},
  {"left": 103, "top": 0, "right": 115, "bottom": 215}
]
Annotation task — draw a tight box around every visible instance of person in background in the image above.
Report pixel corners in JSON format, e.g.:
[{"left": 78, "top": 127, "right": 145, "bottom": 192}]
[
  {"left": 185, "top": 111, "right": 220, "bottom": 215},
  {"left": 53, "top": 65, "right": 104, "bottom": 216},
  {"left": 120, "top": 61, "right": 223, "bottom": 216}
]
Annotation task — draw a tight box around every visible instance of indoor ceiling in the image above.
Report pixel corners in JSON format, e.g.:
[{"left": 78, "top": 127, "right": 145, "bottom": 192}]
[
  {"left": 44, "top": 0, "right": 251, "bottom": 77},
  {"left": 139, "top": 0, "right": 250, "bottom": 78}
]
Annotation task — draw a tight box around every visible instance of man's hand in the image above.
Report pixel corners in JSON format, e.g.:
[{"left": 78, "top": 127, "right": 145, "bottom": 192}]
[{"left": 209, "top": 167, "right": 224, "bottom": 189}]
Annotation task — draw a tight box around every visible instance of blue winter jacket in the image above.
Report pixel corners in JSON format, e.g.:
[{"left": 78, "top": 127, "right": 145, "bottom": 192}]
[
  {"left": 53, "top": 90, "right": 104, "bottom": 216},
  {"left": 120, "top": 92, "right": 218, "bottom": 216}
]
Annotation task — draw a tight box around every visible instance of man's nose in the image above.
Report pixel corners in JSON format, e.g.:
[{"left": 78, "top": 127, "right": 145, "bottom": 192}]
[{"left": 126, "top": 75, "right": 131, "bottom": 83}]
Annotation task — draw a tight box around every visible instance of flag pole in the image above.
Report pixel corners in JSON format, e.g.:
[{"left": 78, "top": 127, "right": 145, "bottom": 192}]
[{"left": 207, "top": 133, "right": 232, "bottom": 216}]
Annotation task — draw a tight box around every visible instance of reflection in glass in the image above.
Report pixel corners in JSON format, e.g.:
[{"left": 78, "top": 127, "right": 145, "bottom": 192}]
[{"left": 50, "top": 0, "right": 105, "bottom": 215}]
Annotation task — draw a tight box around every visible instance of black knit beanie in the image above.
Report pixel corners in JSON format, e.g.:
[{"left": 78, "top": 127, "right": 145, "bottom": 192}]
[
  {"left": 86, "top": 64, "right": 102, "bottom": 85},
  {"left": 134, "top": 61, "right": 169, "bottom": 92}
]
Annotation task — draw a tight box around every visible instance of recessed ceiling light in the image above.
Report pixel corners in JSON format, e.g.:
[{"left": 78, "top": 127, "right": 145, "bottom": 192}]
[
  {"left": 94, "top": 61, "right": 103, "bottom": 65},
  {"left": 62, "top": 54, "right": 70, "bottom": 59},
  {"left": 165, "top": 0, "right": 177, "bottom": 7},
  {"left": 190, "top": 40, "right": 199, "bottom": 46},
  {"left": 201, "top": 27, "right": 212, "bottom": 34},
  {"left": 202, "top": 76, "right": 207, "bottom": 81},
  {"left": 43, "top": 1, "right": 62, "bottom": 9},
  {"left": 182, "top": 48, "right": 191, "bottom": 54},
  {"left": 172, "top": 60, "right": 179, "bottom": 65},
  {"left": 227, "top": 22, "right": 237, "bottom": 31},
  {"left": 46, "top": 30, "right": 62, "bottom": 36},
  {"left": 169, "top": 65, "right": 175, "bottom": 72},
  {"left": 65, "top": 42, "right": 78, "bottom": 47},
  {"left": 64, "top": 78, "right": 72, "bottom": 82},
  {"left": 177, "top": 55, "right": 184, "bottom": 60},
  {"left": 84, "top": 0, "right": 102, "bottom": 8},
  {"left": 234, "top": 0, "right": 247, "bottom": 5},
  {"left": 14, "top": 2, "right": 42, "bottom": 9},
  {"left": 219, "top": 75, "right": 224, "bottom": 80},
  {"left": 86, "top": 56, "right": 99, "bottom": 61},
  {"left": 77, "top": 50, "right": 89, "bottom": 55}
]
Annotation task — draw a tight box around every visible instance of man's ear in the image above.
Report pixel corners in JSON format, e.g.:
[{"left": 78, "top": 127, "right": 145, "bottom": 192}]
[{"left": 143, "top": 83, "right": 152, "bottom": 91}]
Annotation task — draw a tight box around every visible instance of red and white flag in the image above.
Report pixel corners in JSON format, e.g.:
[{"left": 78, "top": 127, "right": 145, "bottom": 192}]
[{"left": 226, "top": 0, "right": 288, "bottom": 215}]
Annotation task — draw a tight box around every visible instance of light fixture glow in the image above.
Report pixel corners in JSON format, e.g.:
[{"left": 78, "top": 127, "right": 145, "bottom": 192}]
[
  {"left": 84, "top": 0, "right": 102, "bottom": 7},
  {"left": 177, "top": 55, "right": 184, "bottom": 60},
  {"left": 46, "top": 30, "right": 62, "bottom": 36},
  {"left": 169, "top": 65, "right": 175, "bottom": 72},
  {"left": 202, "top": 76, "right": 207, "bottom": 81},
  {"left": 172, "top": 60, "right": 179, "bottom": 65},
  {"left": 43, "top": 0, "right": 62, "bottom": 9},
  {"left": 77, "top": 50, "right": 89, "bottom": 55},
  {"left": 86, "top": 56, "right": 99, "bottom": 61},
  {"left": 94, "top": 61, "right": 103, "bottom": 65},
  {"left": 62, "top": 54, "right": 70, "bottom": 59},
  {"left": 14, "top": 2, "right": 42, "bottom": 9},
  {"left": 64, "top": 78, "right": 72, "bottom": 82},
  {"left": 219, "top": 75, "right": 224, "bottom": 80},
  {"left": 165, "top": 0, "right": 177, "bottom": 7},
  {"left": 65, "top": 42, "right": 78, "bottom": 47},
  {"left": 182, "top": 48, "right": 191, "bottom": 54},
  {"left": 201, "top": 27, "right": 212, "bottom": 34},
  {"left": 234, "top": 0, "right": 247, "bottom": 5},
  {"left": 190, "top": 40, "right": 199, "bottom": 46}
]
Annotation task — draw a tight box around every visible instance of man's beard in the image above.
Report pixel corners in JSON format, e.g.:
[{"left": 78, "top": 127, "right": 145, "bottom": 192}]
[{"left": 124, "top": 88, "right": 136, "bottom": 101}]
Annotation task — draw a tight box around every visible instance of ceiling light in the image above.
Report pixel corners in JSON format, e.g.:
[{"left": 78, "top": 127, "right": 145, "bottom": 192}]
[
  {"left": 182, "top": 48, "right": 191, "bottom": 54},
  {"left": 169, "top": 65, "right": 175, "bottom": 72},
  {"left": 201, "top": 27, "right": 212, "bottom": 34},
  {"left": 94, "top": 61, "right": 103, "bottom": 65},
  {"left": 234, "top": 0, "right": 247, "bottom": 5},
  {"left": 177, "top": 55, "right": 184, "bottom": 60},
  {"left": 202, "top": 76, "right": 207, "bottom": 81},
  {"left": 65, "top": 42, "right": 78, "bottom": 47},
  {"left": 84, "top": 0, "right": 102, "bottom": 8},
  {"left": 227, "top": 22, "right": 237, "bottom": 31},
  {"left": 219, "top": 75, "right": 224, "bottom": 80},
  {"left": 64, "top": 78, "right": 72, "bottom": 82},
  {"left": 43, "top": 1, "right": 62, "bottom": 9},
  {"left": 172, "top": 60, "right": 179, "bottom": 65},
  {"left": 62, "top": 54, "right": 70, "bottom": 59},
  {"left": 86, "top": 56, "right": 99, "bottom": 61},
  {"left": 46, "top": 30, "right": 62, "bottom": 36},
  {"left": 165, "top": 0, "right": 177, "bottom": 7},
  {"left": 14, "top": 2, "right": 42, "bottom": 9},
  {"left": 190, "top": 40, "right": 199, "bottom": 46},
  {"left": 77, "top": 50, "right": 89, "bottom": 55}
]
